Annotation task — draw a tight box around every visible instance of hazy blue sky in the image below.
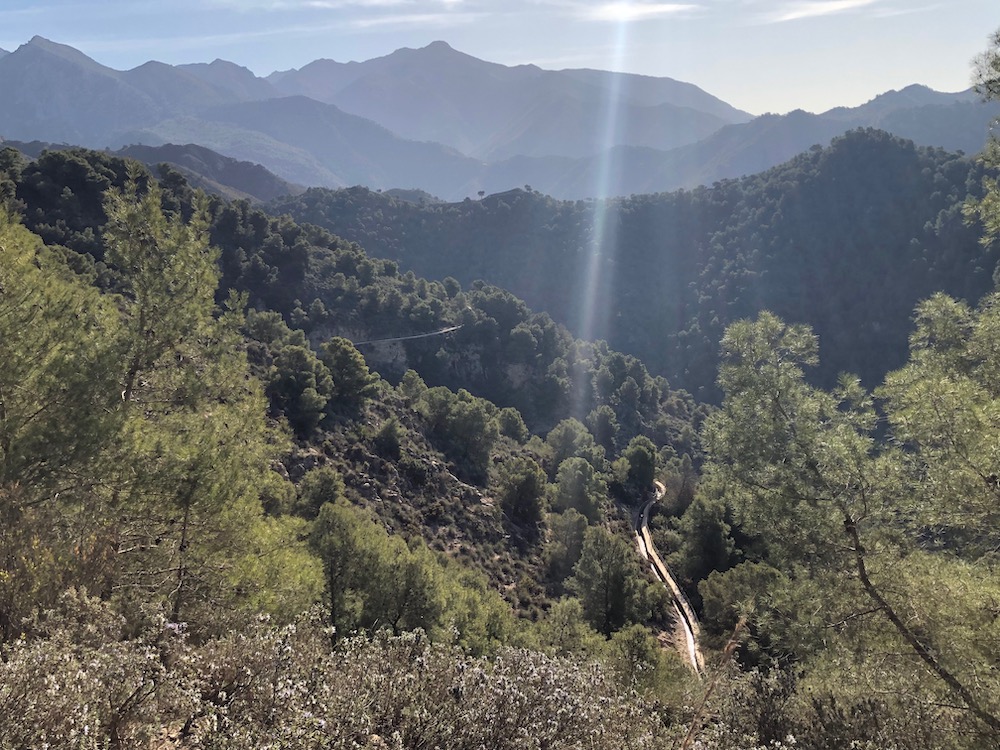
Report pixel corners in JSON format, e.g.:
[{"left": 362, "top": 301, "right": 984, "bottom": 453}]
[{"left": 0, "top": 0, "right": 996, "bottom": 115}]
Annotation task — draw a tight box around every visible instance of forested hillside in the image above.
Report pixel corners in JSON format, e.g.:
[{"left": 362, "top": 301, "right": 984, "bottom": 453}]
[
  {"left": 272, "top": 129, "right": 994, "bottom": 397},
  {"left": 0, "top": 141, "right": 724, "bottom": 745},
  {"left": 0, "top": 139, "right": 715, "bottom": 638},
  {"left": 2, "top": 31, "right": 1000, "bottom": 749}
]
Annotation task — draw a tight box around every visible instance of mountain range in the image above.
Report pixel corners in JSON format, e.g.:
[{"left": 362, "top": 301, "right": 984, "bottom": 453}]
[
  {"left": 265, "top": 40, "right": 750, "bottom": 160},
  {"left": 0, "top": 36, "right": 997, "bottom": 200}
]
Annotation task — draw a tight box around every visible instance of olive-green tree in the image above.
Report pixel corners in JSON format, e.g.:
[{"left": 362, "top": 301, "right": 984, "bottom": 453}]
[
  {"left": 544, "top": 508, "right": 588, "bottom": 584},
  {"left": 619, "top": 435, "right": 657, "bottom": 496},
  {"left": 419, "top": 387, "right": 499, "bottom": 484},
  {"left": 497, "top": 406, "right": 530, "bottom": 443},
  {"left": 607, "top": 623, "right": 686, "bottom": 694},
  {"left": 244, "top": 310, "right": 333, "bottom": 436},
  {"left": 968, "top": 29, "right": 1000, "bottom": 249},
  {"left": 702, "top": 310, "right": 1000, "bottom": 737},
  {"left": 667, "top": 494, "right": 735, "bottom": 599},
  {"left": 104, "top": 172, "right": 319, "bottom": 627},
  {"left": 546, "top": 418, "right": 605, "bottom": 475},
  {"left": 319, "top": 336, "right": 378, "bottom": 412},
  {"left": 586, "top": 404, "right": 620, "bottom": 454},
  {"left": 551, "top": 456, "right": 606, "bottom": 522},
  {"left": 295, "top": 466, "right": 347, "bottom": 519},
  {"left": 569, "top": 526, "right": 644, "bottom": 637},
  {"left": 0, "top": 147, "right": 24, "bottom": 211},
  {"left": 309, "top": 501, "right": 379, "bottom": 640},
  {"left": 497, "top": 456, "right": 547, "bottom": 529},
  {"left": 0, "top": 214, "right": 122, "bottom": 640},
  {"left": 311, "top": 500, "right": 505, "bottom": 644},
  {"left": 534, "top": 597, "right": 603, "bottom": 657}
]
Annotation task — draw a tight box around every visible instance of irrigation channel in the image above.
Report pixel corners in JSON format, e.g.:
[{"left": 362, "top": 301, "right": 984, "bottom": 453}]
[
  {"left": 352, "top": 325, "right": 463, "bottom": 347},
  {"left": 635, "top": 481, "right": 704, "bottom": 676}
]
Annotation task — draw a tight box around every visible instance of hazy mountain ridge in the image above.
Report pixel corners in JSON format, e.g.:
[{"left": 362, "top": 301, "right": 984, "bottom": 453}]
[
  {"left": 473, "top": 96, "right": 1000, "bottom": 199},
  {"left": 122, "top": 95, "right": 485, "bottom": 196},
  {"left": 116, "top": 115, "right": 348, "bottom": 188},
  {"left": 115, "top": 142, "right": 303, "bottom": 202},
  {"left": 821, "top": 83, "right": 978, "bottom": 120},
  {"left": 0, "top": 37, "right": 160, "bottom": 144},
  {"left": 266, "top": 40, "right": 751, "bottom": 160},
  {"left": 0, "top": 36, "right": 996, "bottom": 200},
  {"left": 0, "top": 37, "right": 275, "bottom": 145},
  {"left": 179, "top": 58, "right": 280, "bottom": 101}
]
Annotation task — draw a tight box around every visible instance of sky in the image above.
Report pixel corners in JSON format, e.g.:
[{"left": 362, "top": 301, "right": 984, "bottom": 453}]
[{"left": 0, "top": 0, "right": 996, "bottom": 115}]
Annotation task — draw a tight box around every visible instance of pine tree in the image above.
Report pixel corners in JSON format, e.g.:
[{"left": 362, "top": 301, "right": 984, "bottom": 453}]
[
  {"left": 0, "top": 213, "right": 121, "bottom": 639},
  {"left": 103, "top": 171, "right": 318, "bottom": 628}
]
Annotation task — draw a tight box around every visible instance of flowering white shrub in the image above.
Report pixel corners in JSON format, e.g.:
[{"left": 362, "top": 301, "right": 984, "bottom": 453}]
[{"left": 0, "top": 595, "right": 681, "bottom": 750}]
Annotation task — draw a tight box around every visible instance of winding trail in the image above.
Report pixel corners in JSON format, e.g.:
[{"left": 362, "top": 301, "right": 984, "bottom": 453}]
[{"left": 636, "top": 481, "right": 704, "bottom": 676}]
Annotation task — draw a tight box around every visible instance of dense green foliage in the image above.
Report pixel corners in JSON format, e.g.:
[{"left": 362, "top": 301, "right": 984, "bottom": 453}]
[
  {"left": 0, "top": 145, "right": 704, "bottom": 444},
  {"left": 0, "top": 164, "right": 708, "bottom": 746},
  {"left": 689, "top": 47, "right": 1000, "bottom": 729},
  {"left": 693, "top": 304, "right": 1000, "bottom": 742},
  {"left": 0, "top": 175, "right": 321, "bottom": 640},
  {"left": 570, "top": 526, "right": 658, "bottom": 637},
  {"left": 0, "top": 143, "right": 709, "bottom": 743},
  {"left": 272, "top": 129, "right": 993, "bottom": 398},
  {"left": 4, "top": 30, "right": 1000, "bottom": 747},
  {"left": 0, "top": 145, "right": 705, "bottom": 626}
]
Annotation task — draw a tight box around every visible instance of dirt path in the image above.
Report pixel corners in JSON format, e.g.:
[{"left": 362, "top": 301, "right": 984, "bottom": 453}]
[{"left": 635, "top": 481, "right": 704, "bottom": 676}]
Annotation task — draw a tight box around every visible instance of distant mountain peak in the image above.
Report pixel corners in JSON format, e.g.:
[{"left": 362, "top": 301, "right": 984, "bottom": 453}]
[
  {"left": 866, "top": 84, "right": 945, "bottom": 103},
  {"left": 390, "top": 40, "right": 459, "bottom": 57},
  {"left": 177, "top": 58, "right": 278, "bottom": 102},
  {"left": 130, "top": 59, "right": 171, "bottom": 71},
  {"left": 897, "top": 83, "right": 935, "bottom": 95},
  {"left": 26, "top": 35, "right": 77, "bottom": 54},
  {"left": 391, "top": 39, "right": 490, "bottom": 67},
  {"left": 181, "top": 57, "right": 263, "bottom": 79},
  {"left": 17, "top": 35, "right": 110, "bottom": 72},
  {"left": 207, "top": 58, "right": 246, "bottom": 69},
  {"left": 821, "top": 83, "right": 977, "bottom": 119}
]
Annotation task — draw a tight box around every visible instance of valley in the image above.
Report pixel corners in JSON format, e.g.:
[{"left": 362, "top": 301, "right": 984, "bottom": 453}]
[{"left": 0, "top": 19, "right": 999, "bottom": 750}]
